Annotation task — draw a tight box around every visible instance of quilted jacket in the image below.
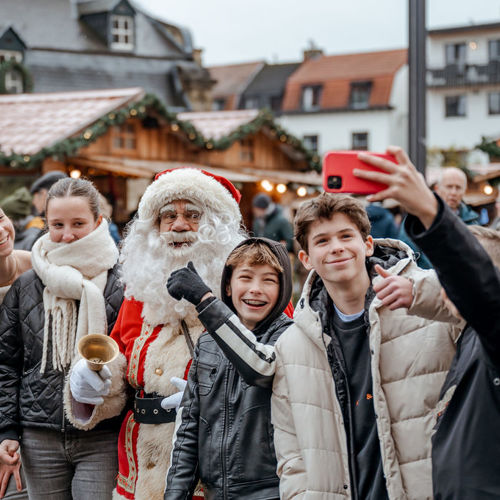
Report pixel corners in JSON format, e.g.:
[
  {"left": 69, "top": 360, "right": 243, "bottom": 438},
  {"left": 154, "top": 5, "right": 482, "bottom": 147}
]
[{"left": 0, "top": 265, "right": 124, "bottom": 443}]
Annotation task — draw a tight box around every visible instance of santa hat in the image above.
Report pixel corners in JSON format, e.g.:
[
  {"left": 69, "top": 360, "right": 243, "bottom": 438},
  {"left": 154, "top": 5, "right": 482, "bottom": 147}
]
[{"left": 138, "top": 168, "right": 242, "bottom": 222}]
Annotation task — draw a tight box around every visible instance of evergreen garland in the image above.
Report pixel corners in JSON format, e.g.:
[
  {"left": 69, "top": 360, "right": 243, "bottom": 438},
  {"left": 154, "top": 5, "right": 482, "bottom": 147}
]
[{"left": 0, "top": 93, "right": 320, "bottom": 171}]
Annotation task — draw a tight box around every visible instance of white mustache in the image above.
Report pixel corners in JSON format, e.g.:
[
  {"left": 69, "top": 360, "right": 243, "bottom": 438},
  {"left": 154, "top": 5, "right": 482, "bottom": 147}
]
[{"left": 160, "top": 231, "right": 198, "bottom": 245}]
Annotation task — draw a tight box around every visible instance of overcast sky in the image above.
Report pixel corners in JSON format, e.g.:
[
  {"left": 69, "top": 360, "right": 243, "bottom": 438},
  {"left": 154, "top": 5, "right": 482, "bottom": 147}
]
[{"left": 134, "top": 0, "right": 500, "bottom": 65}]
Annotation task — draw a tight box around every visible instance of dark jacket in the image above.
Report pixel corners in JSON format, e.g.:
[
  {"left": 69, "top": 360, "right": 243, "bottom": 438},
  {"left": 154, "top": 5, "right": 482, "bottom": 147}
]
[
  {"left": 405, "top": 196, "right": 500, "bottom": 500},
  {"left": 399, "top": 200, "right": 479, "bottom": 270},
  {"left": 0, "top": 265, "right": 124, "bottom": 443},
  {"left": 164, "top": 238, "right": 293, "bottom": 500},
  {"left": 252, "top": 204, "right": 294, "bottom": 252},
  {"left": 366, "top": 204, "right": 398, "bottom": 239}
]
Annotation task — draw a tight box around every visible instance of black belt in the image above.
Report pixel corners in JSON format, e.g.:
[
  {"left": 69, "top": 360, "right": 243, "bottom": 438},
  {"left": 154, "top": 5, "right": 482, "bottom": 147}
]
[{"left": 134, "top": 391, "right": 177, "bottom": 424}]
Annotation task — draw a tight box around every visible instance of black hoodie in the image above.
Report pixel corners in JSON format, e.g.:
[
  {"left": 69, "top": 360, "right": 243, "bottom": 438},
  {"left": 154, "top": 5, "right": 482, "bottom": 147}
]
[{"left": 164, "top": 238, "right": 293, "bottom": 500}]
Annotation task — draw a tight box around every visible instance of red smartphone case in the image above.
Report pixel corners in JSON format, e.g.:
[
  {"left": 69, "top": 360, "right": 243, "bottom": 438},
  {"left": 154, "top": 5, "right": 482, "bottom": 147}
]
[{"left": 322, "top": 150, "right": 397, "bottom": 194}]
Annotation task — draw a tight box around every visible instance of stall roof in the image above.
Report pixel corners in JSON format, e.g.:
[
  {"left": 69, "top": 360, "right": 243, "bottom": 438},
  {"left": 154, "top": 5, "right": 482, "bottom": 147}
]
[{"left": 0, "top": 88, "right": 144, "bottom": 155}]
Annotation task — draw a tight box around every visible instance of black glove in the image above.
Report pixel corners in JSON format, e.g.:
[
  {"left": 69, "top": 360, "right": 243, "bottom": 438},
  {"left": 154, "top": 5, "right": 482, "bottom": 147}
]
[{"left": 167, "top": 261, "right": 212, "bottom": 305}]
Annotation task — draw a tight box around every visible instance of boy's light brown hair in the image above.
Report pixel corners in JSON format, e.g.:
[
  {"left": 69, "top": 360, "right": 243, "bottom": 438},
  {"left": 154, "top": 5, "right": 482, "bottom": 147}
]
[
  {"left": 294, "top": 193, "right": 371, "bottom": 252},
  {"left": 226, "top": 240, "right": 283, "bottom": 274},
  {"left": 468, "top": 225, "right": 500, "bottom": 267}
]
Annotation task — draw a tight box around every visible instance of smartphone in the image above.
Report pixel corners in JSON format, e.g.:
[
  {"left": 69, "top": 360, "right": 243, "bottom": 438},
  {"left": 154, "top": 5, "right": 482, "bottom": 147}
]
[{"left": 322, "top": 150, "right": 397, "bottom": 194}]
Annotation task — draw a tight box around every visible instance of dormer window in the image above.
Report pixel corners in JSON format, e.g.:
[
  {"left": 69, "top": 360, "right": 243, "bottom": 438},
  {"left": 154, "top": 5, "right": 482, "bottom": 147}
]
[
  {"left": 111, "top": 15, "right": 134, "bottom": 51},
  {"left": 349, "top": 82, "right": 372, "bottom": 110},
  {"left": 0, "top": 50, "right": 22, "bottom": 63},
  {"left": 301, "top": 85, "right": 322, "bottom": 111}
]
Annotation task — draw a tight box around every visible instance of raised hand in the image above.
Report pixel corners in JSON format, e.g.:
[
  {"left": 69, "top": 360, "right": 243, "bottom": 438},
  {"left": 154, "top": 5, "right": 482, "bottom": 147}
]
[
  {"left": 373, "top": 264, "right": 414, "bottom": 310},
  {"left": 166, "top": 261, "right": 212, "bottom": 305},
  {"left": 354, "top": 146, "right": 438, "bottom": 229}
]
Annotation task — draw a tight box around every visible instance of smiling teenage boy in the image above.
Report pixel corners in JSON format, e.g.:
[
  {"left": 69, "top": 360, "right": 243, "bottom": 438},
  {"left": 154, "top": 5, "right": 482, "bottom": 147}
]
[
  {"left": 163, "top": 238, "right": 293, "bottom": 499},
  {"left": 271, "top": 193, "right": 461, "bottom": 500}
]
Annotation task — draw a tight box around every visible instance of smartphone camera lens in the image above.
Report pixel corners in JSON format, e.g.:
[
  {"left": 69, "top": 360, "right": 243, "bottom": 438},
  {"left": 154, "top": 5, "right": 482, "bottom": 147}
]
[{"left": 327, "top": 176, "right": 342, "bottom": 190}]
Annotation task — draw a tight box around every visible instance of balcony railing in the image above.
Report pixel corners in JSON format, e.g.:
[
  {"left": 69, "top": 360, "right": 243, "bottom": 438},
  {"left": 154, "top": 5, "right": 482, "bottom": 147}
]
[{"left": 427, "top": 61, "right": 500, "bottom": 88}]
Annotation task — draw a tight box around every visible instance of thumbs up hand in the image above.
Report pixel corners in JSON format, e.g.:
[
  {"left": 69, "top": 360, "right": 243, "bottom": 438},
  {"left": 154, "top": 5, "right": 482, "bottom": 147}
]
[{"left": 373, "top": 264, "right": 414, "bottom": 310}]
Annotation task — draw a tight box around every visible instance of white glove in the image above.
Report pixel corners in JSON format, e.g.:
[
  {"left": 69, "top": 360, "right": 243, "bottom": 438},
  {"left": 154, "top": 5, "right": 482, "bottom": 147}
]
[
  {"left": 70, "top": 358, "right": 112, "bottom": 405},
  {"left": 160, "top": 377, "right": 187, "bottom": 411}
]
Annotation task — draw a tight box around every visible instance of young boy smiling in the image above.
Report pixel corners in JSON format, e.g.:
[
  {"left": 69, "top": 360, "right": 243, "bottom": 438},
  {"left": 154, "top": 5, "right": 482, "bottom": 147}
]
[
  {"left": 271, "top": 193, "right": 461, "bottom": 500},
  {"left": 163, "top": 237, "right": 293, "bottom": 500}
]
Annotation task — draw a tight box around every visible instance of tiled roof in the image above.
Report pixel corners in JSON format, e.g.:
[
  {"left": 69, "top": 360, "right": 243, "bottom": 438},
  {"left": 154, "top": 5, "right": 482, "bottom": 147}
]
[
  {"left": 0, "top": 88, "right": 144, "bottom": 155},
  {"left": 208, "top": 61, "right": 264, "bottom": 100},
  {"left": 177, "top": 109, "right": 260, "bottom": 140},
  {"left": 282, "top": 49, "right": 407, "bottom": 111}
]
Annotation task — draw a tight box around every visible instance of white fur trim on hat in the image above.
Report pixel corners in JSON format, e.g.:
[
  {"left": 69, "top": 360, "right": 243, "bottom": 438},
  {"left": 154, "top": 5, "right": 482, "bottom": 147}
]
[{"left": 138, "top": 168, "right": 241, "bottom": 222}]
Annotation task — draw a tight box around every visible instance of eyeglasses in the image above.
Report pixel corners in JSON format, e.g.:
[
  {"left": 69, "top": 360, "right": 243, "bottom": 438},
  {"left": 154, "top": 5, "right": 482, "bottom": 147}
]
[{"left": 159, "top": 209, "right": 203, "bottom": 226}]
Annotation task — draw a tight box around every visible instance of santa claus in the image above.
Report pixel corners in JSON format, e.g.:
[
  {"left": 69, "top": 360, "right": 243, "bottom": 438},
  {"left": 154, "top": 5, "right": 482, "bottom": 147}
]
[{"left": 68, "top": 168, "right": 245, "bottom": 499}]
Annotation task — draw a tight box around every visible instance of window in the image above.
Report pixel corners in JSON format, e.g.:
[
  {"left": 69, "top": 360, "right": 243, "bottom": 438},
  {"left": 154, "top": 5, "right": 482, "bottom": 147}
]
[
  {"left": 445, "top": 95, "right": 466, "bottom": 117},
  {"left": 489, "top": 92, "right": 500, "bottom": 114},
  {"left": 212, "top": 98, "right": 226, "bottom": 111},
  {"left": 112, "top": 123, "right": 137, "bottom": 150},
  {"left": 243, "top": 96, "right": 260, "bottom": 109},
  {"left": 349, "top": 82, "right": 372, "bottom": 110},
  {"left": 110, "top": 15, "right": 134, "bottom": 50},
  {"left": 301, "top": 85, "right": 322, "bottom": 111},
  {"left": 4, "top": 68, "right": 23, "bottom": 94},
  {"left": 239, "top": 138, "right": 254, "bottom": 163},
  {"left": 489, "top": 40, "right": 500, "bottom": 62},
  {"left": 0, "top": 50, "right": 22, "bottom": 63},
  {"left": 270, "top": 95, "right": 282, "bottom": 112},
  {"left": 445, "top": 43, "right": 466, "bottom": 66},
  {"left": 351, "top": 132, "right": 369, "bottom": 150},
  {"left": 303, "top": 135, "right": 319, "bottom": 153}
]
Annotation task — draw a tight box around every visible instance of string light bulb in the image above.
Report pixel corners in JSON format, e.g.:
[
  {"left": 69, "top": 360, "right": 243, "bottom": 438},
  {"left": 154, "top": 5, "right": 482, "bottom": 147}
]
[
  {"left": 260, "top": 179, "right": 274, "bottom": 192},
  {"left": 297, "top": 186, "right": 307, "bottom": 197},
  {"left": 483, "top": 184, "right": 493, "bottom": 195},
  {"left": 70, "top": 169, "right": 81, "bottom": 179},
  {"left": 276, "top": 183, "right": 287, "bottom": 194}
]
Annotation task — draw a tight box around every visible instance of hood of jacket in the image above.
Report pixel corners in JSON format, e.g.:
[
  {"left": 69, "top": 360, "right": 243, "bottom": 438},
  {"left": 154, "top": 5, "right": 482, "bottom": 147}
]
[{"left": 220, "top": 237, "right": 292, "bottom": 334}]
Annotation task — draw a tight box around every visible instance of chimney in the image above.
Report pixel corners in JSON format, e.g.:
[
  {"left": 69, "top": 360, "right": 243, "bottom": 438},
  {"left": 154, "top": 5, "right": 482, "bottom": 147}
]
[
  {"left": 192, "top": 48, "right": 203, "bottom": 66},
  {"left": 303, "top": 39, "right": 323, "bottom": 61}
]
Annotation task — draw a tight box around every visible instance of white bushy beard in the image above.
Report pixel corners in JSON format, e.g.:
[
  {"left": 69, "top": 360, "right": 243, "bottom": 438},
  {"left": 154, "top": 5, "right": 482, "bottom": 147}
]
[{"left": 120, "top": 212, "right": 245, "bottom": 327}]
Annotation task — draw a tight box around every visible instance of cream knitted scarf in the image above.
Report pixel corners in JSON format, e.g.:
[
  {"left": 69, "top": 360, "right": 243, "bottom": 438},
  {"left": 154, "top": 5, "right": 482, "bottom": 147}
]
[{"left": 31, "top": 219, "right": 118, "bottom": 373}]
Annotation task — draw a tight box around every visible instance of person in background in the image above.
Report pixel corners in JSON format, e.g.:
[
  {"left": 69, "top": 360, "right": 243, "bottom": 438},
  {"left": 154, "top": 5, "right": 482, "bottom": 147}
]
[
  {"left": 164, "top": 238, "right": 293, "bottom": 499},
  {"left": 252, "top": 193, "right": 294, "bottom": 252},
  {"left": 0, "top": 177, "right": 125, "bottom": 500},
  {"left": 0, "top": 206, "right": 31, "bottom": 500},
  {"left": 355, "top": 147, "right": 500, "bottom": 499},
  {"left": 0, "top": 187, "right": 43, "bottom": 251},
  {"left": 365, "top": 202, "right": 399, "bottom": 239},
  {"left": 398, "top": 166, "right": 479, "bottom": 269},
  {"left": 30, "top": 171, "right": 68, "bottom": 218},
  {"left": 98, "top": 193, "right": 121, "bottom": 245}
]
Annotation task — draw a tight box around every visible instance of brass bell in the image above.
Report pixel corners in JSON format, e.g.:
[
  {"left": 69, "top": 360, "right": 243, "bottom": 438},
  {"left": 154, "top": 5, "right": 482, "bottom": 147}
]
[{"left": 77, "top": 334, "right": 119, "bottom": 372}]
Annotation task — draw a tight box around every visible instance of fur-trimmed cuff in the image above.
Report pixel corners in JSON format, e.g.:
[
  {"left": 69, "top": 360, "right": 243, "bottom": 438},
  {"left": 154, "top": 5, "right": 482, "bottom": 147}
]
[{"left": 64, "top": 352, "right": 128, "bottom": 430}]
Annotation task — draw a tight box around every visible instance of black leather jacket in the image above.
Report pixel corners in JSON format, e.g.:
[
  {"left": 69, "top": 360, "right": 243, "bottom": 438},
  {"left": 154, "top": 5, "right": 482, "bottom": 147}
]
[
  {"left": 0, "top": 265, "right": 124, "bottom": 442},
  {"left": 406, "top": 197, "right": 500, "bottom": 499},
  {"left": 165, "top": 238, "right": 293, "bottom": 500}
]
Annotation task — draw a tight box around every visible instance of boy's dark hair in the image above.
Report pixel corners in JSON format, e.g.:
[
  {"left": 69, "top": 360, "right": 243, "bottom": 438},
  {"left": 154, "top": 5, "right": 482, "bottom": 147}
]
[
  {"left": 468, "top": 225, "right": 500, "bottom": 267},
  {"left": 294, "top": 192, "right": 371, "bottom": 252},
  {"left": 225, "top": 240, "right": 283, "bottom": 274}
]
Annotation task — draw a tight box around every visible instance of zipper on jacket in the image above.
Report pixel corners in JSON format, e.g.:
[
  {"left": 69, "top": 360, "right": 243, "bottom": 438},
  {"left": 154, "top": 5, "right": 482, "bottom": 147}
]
[
  {"left": 221, "top": 364, "right": 235, "bottom": 500},
  {"left": 61, "top": 368, "right": 66, "bottom": 433}
]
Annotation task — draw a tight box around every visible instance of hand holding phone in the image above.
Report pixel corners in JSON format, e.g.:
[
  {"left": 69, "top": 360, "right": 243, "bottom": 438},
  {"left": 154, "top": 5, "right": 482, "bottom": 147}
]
[{"left": 323, "top": 150, "right": 397, "bottom": 194}]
